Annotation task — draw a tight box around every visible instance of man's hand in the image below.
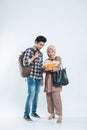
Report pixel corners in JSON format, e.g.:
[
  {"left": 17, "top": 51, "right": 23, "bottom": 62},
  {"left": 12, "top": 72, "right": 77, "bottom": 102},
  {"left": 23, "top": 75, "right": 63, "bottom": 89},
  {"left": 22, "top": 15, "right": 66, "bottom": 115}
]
[
  {"left": 28, "top": 52, "right": 39, "bottom": 63},
  {"left": 34, "top": 52, "right": 39, "bottom": 59}
]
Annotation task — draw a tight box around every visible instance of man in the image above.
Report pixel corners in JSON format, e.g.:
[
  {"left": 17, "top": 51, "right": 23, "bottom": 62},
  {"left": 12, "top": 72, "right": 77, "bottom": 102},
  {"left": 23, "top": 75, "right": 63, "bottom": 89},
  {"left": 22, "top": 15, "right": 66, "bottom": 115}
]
[{"left": 23, "top": 35, "right": 47, "bottom": 121}]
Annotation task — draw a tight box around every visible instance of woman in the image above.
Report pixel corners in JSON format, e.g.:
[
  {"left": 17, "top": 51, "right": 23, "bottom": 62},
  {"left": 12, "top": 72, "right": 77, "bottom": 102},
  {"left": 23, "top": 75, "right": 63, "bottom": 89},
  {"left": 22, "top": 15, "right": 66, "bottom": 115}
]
[{"left": 43, "top": 45, "right": 62, "bottom": 123}]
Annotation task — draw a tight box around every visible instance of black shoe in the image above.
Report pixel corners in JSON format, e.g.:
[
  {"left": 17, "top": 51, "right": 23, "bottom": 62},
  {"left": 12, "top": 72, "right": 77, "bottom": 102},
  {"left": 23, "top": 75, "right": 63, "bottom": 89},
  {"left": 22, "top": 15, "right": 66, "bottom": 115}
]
[
  {"left": 31, "top": 113, "right": 40, "bottom": 118},
  {"left": 24, "top": 115, "right": 32, "bottom": 121}
]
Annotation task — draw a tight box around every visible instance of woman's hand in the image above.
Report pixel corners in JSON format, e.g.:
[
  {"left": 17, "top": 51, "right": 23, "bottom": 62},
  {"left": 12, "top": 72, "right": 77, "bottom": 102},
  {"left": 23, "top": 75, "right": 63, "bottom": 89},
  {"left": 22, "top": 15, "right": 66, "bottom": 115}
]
[{"left": 44, "top": 66, "right": 53, "bottom": 71}]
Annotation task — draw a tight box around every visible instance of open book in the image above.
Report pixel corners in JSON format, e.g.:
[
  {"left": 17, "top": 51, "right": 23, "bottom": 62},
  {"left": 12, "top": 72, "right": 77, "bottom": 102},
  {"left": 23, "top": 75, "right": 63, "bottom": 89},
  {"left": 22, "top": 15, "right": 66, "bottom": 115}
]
[{"left": 44, "top": 60, "right": 60, "bottom": 68}]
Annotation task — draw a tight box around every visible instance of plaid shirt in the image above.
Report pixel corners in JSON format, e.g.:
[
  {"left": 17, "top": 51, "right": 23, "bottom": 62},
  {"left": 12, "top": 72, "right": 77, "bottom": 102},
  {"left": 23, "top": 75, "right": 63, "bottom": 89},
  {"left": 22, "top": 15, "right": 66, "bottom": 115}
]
[{"left": 23, "top": 46, "right": 43, "bottom": 79}]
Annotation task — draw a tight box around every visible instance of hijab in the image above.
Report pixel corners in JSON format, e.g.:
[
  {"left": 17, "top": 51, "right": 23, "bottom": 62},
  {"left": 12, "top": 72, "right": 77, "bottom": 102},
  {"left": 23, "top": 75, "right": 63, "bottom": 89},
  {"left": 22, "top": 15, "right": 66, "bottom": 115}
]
[{"left": 47, "top": 45, "right": 56, "bottom": 59}]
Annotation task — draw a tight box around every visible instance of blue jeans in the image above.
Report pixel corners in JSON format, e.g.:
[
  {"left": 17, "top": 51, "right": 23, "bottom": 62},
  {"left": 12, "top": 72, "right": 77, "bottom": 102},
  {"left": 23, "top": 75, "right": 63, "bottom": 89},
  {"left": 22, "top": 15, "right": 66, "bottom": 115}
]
[{"left": 24, "top": 77, "right": 41, "bottom": 116}]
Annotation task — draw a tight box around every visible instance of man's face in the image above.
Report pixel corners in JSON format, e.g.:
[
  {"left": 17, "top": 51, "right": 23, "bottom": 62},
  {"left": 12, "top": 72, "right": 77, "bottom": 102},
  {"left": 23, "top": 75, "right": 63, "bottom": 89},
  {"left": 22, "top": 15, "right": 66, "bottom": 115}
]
[{"left": 35, "top": 41, "right": 45, "bottom": 50}]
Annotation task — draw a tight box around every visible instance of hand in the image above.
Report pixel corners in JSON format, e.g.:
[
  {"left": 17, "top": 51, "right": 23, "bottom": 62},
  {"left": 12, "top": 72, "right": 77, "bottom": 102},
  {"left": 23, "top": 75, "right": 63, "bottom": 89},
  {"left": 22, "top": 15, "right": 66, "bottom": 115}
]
[
  {"left": 29, "top": 52, "right": 39, "bottom": 63},
  {"left": 34, "top": 52, "right": 39, "bottom": 59},
  {"left": 45, "top": 66, "right": 53, "bottom": 71}
]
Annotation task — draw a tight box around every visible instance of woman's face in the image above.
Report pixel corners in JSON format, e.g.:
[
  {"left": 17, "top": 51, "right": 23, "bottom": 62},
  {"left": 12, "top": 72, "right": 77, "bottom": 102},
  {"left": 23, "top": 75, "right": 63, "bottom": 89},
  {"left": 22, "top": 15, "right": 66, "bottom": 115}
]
[{"left": 48, "top": 48, "right": 55, "bottom": 58}]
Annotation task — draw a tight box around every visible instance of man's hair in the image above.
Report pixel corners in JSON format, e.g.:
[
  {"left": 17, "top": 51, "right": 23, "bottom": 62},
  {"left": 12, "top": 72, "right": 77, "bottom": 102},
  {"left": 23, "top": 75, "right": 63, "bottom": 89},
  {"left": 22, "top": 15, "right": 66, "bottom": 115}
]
[{"left": 35, "top": 35, "right": 47, "bottom": 43}]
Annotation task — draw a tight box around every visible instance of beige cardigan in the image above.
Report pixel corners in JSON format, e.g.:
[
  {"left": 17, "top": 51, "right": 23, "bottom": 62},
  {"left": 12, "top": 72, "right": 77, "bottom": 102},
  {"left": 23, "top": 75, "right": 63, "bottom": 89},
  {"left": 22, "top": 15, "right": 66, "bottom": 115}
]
[{"left": 44, "top": 56, "right": 62, "bottom": 93}]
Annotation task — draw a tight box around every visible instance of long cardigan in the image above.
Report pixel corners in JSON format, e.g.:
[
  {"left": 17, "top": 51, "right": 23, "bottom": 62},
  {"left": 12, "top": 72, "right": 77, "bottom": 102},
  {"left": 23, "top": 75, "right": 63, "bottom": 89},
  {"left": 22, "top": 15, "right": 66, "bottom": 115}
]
[{"left": 44, "top": 56, "right": 62, "bottom": 93}]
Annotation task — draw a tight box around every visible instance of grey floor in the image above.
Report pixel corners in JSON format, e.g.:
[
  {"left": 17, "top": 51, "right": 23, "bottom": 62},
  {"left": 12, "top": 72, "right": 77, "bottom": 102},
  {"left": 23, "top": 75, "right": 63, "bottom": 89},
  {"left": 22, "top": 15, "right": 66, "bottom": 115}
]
[{"left": 0, "top": 116, "right": 87, "bottom": 130}]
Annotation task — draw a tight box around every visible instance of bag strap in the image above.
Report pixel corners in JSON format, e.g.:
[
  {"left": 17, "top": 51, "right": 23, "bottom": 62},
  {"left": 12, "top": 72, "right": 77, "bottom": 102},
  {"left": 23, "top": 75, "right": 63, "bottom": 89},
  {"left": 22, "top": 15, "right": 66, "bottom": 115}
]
[{"left": 25, "top": 47, "right": 36, "bottom": 76}]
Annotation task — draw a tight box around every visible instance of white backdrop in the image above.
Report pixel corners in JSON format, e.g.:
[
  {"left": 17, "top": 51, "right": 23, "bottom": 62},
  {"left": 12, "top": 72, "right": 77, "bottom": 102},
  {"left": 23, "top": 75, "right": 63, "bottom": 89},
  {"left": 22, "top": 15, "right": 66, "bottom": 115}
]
[{"left": 0, "top": 0, "right": 87, "bottom": 118}]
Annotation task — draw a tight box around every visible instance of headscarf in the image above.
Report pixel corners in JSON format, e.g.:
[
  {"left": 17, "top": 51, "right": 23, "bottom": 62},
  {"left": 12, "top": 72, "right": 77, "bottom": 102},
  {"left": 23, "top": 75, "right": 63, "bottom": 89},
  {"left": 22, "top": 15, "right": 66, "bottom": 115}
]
[{"left": 46, "top": 45, "right": 56, "bottom": 59}]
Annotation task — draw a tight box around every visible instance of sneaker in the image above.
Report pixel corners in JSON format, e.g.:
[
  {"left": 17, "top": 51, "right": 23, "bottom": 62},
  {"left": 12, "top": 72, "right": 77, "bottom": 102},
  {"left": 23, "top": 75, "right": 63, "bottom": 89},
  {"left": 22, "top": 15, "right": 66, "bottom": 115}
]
[
  {"left": 24, "top": 115, "right": 32, "bottom": 121},
  {"left": 31, "top": 113, "right": 40, "bottom": 118}
]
